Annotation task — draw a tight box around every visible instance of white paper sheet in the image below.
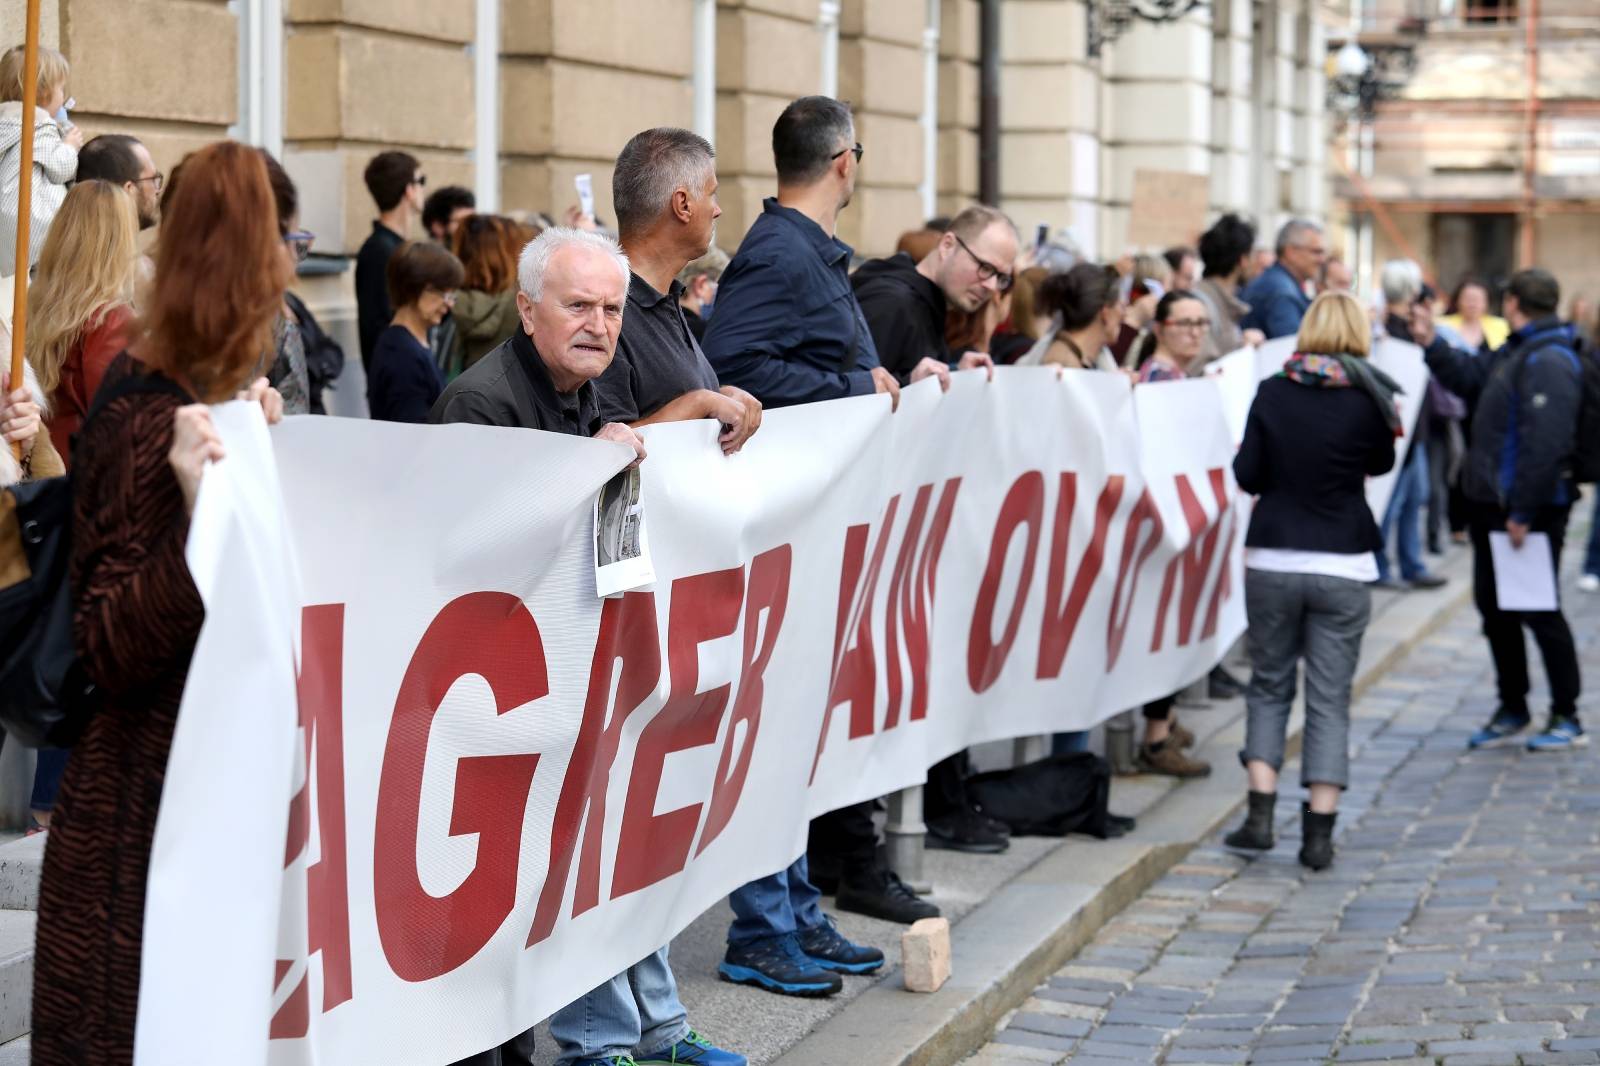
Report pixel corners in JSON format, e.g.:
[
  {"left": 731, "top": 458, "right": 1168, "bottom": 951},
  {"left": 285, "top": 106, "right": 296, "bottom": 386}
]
[{"left": 1488, "top": 531, "right": 1559, "bottom": 611}]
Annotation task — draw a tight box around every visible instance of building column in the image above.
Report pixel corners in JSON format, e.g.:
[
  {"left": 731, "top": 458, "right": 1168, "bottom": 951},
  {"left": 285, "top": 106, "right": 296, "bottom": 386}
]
[
  {"left": 936, "top": 0, "right": 980, "bottom": 218},
  {"left": 838, "top": 0, "right": 926, "bottom": 253}
]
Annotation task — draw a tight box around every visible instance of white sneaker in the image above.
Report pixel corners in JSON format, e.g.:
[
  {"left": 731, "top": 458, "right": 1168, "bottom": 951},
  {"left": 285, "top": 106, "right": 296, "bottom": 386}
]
[{"left": 1579, "top": 573, "right": 1600, "bottom": 593}]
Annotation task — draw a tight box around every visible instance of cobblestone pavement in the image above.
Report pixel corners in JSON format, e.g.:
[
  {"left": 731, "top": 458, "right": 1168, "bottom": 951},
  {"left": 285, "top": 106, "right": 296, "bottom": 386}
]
[{"left": 972, "top": 576, "right": 1600, "bottom": 1066}]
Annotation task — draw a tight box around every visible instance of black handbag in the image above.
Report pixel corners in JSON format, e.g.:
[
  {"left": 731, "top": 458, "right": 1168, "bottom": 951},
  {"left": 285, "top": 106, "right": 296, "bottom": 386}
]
[{"left": 0, "top": 475, "right": 98, "bottom": 747}]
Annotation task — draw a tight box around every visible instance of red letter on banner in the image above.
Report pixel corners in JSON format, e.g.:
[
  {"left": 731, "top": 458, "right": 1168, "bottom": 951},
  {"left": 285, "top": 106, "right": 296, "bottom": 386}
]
[
  {"left": 968, "top": 472, "right": 1045, "bottom": 693},
  {"left": 1150, "top": 468, "right": 1231, "bottom": 652},
  {"left": 613, "top": 567, "right": 745, "bottom": 898},
  {"left": 273, "top": 603, "right": 353, "bottom": 1037},
  {"left": 374, "top": 592, "right": 545, "bottom": 982},
  {"left": 810, "top": 497, "right": 900, "bottom": 782},
  {"left": 698, "top": 545, "right": 794, "bottom": 854},
  {"left": 885, "top": 479, "right": 959, "bottom": 727},
  {"left": 527, "top": 592, "right": 661, "bottom": 946},
  {"left": 1106, "top": 489, "right": 1164, "bottom": 671},
  {"left": 1037, "top": 474, "right": 1124, "bottom": 680}
]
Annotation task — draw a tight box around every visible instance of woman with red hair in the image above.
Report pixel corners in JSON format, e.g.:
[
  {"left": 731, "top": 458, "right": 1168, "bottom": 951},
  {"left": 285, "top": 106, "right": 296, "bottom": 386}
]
[{"left": 30, "top": 140, "right": 289, "bottom": 1066}]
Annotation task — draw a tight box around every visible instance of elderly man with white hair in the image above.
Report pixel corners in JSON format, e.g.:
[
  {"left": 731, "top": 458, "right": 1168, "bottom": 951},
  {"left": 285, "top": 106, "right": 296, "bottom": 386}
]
[
  {"left": 1241, "top": 219, "right": 1326, "bottom": 340},
  {"left": 1370, "top": 257, "right": 1449, "bottom": 592},
  {"left": 432, "top": 227, "right": 743, "bottom": 1066}
]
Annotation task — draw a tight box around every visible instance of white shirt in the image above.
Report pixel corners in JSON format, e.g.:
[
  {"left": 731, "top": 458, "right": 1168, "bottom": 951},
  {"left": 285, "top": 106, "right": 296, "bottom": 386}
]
[{"left": 1245, "top": 547, "right": 1378, "bottom": 583}]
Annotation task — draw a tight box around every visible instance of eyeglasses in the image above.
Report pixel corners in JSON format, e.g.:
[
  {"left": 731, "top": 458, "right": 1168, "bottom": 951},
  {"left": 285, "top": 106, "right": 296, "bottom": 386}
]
[
  {"left": 413, "top": 174, "right": 428, "bottom": 188},
  {"left": 830, "top": 142, "right": 864, "bottom": 164},
  {"left": 953, "top": 234, "right": 1014, "bottom": 292},
  {"left": 134, "top": 172, "right": 164, "bottom": 192},
  {"left": 283, "top": 230, "right": 315, "bottom": 262},
  {"left": 1164, "top": 318, "right": 1212, "bottom": 332},
  {"left": 429, "top": 288, "right": 458, "bottom": 307}
]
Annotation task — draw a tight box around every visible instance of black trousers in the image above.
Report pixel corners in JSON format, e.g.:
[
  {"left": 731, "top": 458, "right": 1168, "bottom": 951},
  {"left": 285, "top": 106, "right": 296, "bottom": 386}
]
[
  {"left": 1143, "top": 696, "right": 1175, "bottom": 721},
  {"left": 923, "top": 752, "right": 971, "bottom": 821},
  {"left": 452, "top": 1028, "right": 538, "bottom": 1066},
  {"left": 1469, "top": 502, "right": 1582, "bottom": 720},
  {"left": 808, "top": 801, "right": 879, "bottom": 884}
]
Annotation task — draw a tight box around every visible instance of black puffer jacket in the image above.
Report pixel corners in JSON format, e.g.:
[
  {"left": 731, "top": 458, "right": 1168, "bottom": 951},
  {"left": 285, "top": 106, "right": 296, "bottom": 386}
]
[{"left": 1424, "top": 317, "right": 1582, "bottom": 521}]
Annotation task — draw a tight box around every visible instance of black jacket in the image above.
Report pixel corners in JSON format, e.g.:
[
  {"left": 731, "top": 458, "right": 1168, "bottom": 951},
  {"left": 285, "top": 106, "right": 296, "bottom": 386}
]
[
  {"left": 1424, "top": 317, "right": 1582, "bottom": 521},
  {"left": 1235, "top": 376, "right": 1396, "bottom": 553},
  {"left": 851, "top": 253, "right": 949, "bottom": 382},
  {"left": 354, "top": 221, "right": 404, "bottom": 371}
]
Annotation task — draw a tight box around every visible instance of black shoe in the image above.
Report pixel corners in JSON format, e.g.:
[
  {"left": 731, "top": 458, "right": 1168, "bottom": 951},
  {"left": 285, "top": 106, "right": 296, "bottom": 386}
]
[
  {"left": 1104, "top": 812, "right": 1138, "bottom": 838},
  {"left": 1299, "top": 808, "right": 1337, "bottom": 871},
  {"left": 796, "top": 917, "right": 885, "bottom": 974},
  {"left": 1223, "top": 790, "right": 1276, "bottom": 851},
  {"left": 1407, "top": 573, "right": 1448, "bottom": 590},
  {"left": 978, "top": 812, "right": 1012, "bottom": 840},
  {"left": 835, "top": 868, "right": 940, "bottom": 924},
  {"left": 926, "top": 810, "right": 1009, "bottom": 853},
  {"left": 1208, "top": 665, "right": 1245, "bottom": 700}
]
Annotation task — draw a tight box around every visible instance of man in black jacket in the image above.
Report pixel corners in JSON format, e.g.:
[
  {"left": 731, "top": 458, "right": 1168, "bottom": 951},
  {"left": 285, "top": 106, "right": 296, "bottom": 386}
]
[
  {"left": 852, "top": 203, "right": 1013, "bottom": 383},
  {"left": 1415, "top": 268, "right": 1585, "bottom": 752}
]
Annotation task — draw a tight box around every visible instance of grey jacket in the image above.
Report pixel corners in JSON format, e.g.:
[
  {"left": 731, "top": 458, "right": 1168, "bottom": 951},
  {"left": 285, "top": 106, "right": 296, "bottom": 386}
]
[{"left": 0, "top": 101, "right": 77, "bottom": 276}]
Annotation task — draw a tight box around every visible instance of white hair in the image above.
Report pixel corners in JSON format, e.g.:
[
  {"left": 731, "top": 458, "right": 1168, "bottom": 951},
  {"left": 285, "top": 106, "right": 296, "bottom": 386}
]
[
  {"left": 517, "top": 227, "right": 630, "bottom": 302},
  {"left": 1379, "top": 258, "right": 1423, "bottom": 306}
]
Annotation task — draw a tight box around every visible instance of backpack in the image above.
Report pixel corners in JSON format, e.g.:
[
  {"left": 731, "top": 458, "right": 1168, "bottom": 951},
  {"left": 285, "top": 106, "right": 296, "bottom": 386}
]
[
  {"left": 964, "top": 751, "right": 1113, "bottom": 838},
  {"left": 0, "top": 368, "right": 190, "bottom": 747},
  {"left": 1570, "top": 341, "right": 1600, "bottom": 484}
]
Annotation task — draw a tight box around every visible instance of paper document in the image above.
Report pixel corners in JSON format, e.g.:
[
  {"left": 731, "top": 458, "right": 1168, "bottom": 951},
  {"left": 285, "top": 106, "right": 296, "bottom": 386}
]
[
  {"left": 593, "top": 466, "right": 655, "bottom": 597},
  {"left": 1488, "top": 531, "right": 1558, "bottom": 611}
]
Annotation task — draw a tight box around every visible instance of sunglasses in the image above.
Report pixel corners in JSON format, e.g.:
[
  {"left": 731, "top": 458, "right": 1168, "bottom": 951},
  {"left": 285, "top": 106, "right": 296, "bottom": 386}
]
[{"left": 830, "top": 142, "right": 864, "bottom": 164}]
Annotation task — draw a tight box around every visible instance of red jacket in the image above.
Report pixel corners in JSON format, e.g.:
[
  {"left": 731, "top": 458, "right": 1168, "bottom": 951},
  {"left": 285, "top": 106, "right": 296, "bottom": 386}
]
[{"left": 45, "top": 303, "right": 135, "bottom": 467}]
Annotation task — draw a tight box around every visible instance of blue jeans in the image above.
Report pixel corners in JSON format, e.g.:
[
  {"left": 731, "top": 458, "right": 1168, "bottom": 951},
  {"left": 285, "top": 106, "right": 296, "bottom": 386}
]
[
  {"left": 1052, "top": 731, "right": 1091, "bottom": 755},
  {"left": 549, "top": 947, "right": 689, "bottom": 1064},
  {"left": 726, "top": 856, "right": 826, "bottom": 944},
  {"left": 1377, "top": 441, "right": 1431, "bottom": 582},
  {"left": 1585, "top": 491, "right": 1600, "bottom": 578}
]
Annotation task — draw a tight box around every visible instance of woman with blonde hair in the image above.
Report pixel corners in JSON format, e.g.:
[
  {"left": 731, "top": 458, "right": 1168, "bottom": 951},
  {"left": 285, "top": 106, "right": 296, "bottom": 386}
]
[
  {"left": 26, "top": 178, "right": 140, "bottom": 462},
  {"left": 1224, "top": 291, "right": 1399, "bottom": 870}
]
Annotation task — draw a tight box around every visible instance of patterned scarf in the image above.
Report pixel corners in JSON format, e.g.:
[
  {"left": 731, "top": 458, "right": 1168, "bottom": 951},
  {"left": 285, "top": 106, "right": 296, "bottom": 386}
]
[{"left": 1279, "top": 352, "right": 1405, "bottom": 436}]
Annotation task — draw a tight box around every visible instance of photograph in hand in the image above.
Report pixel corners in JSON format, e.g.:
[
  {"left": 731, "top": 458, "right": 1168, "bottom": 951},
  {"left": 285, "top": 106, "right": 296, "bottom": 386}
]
[{"left": 593, "top": 465, "right": 655, "bottom": 597}]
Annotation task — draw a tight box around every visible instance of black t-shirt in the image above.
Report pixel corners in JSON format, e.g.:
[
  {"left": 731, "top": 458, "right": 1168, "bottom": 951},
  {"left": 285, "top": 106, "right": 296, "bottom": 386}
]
[
  {"left": 594, "top": 272, "right": 720, "bottom": 423},
  {"left": 354, "top": 221, "right": 405, "bottom": 370},
  {"left": 429, "top": 328, "right": 601, "bottom": 438}
]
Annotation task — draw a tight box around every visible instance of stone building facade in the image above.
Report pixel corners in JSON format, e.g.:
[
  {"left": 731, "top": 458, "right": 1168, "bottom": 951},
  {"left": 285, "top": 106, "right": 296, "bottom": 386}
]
[
  {"left": 3, "top": 0, "right": 1334, "bottom": 361},
  {"left": 1332, "top": 0, "right": 1600, "bottom": 310}
]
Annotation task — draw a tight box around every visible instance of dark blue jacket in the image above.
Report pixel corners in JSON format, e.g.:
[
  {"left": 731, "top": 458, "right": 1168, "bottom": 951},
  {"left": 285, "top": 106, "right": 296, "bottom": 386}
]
[
  {"left": 1424, "top": 317, "right": 1582, "bottom": 522},
  {"left": 1239, "top": 262, "right": 1311, "bottom": 341},
  {"left": 701, "top": 198, "right": 881, "bottom": 408}
]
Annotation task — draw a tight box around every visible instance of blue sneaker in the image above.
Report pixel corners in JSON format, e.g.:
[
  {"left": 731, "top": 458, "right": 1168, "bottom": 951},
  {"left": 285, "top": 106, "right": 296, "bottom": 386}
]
[
  {"left": 572, "top": 1058, "right": 637, "bottom": 1066},
  {"left": 1467, "top": 710, "right": 1531, "bottom": 749},
  {"left": 1527, "top": 717, "right": 1588, "bottom": 752},
  {"left": 718, "top": 933, "right": 842, "bottom": 997},
  {"left": 637, "top": 1030, "right": 746, "bottom": 1066},
  {"left": 797, "top": 917, "right": 885, "bottom": 974}
]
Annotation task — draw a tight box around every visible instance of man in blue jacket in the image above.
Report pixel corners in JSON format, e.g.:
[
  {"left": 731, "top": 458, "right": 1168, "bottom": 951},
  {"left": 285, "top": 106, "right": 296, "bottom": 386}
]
[
  {"left": 704, "top": 96, "right": 939, "bottom": 1002},
  {"left": 1416, "top": 268, "right": 1585, "bottom": 752},
  {"left": 1240, "top": 219, "right": 1325, "bottom": 340}
]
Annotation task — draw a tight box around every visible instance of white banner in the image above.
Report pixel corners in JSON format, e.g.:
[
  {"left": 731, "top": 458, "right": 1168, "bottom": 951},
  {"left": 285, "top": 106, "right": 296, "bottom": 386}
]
[{"left": 137, "top": 368, "right": 1262, "bottom": 1065}]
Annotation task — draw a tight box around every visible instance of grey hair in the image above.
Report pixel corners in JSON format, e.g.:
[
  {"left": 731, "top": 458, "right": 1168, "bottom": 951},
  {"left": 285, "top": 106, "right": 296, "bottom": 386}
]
[
  {"left": 1274, "top": 218, "right": 1323, "bottom": 256},
  {"left": 1380, "top": 258, "right": 1424, "bottom": 306},
  {"left": 678, "top": 245, "right": 729, "bottom": 285},
  {"left": 517, "top": 227, "right": 631, "bottom": 303},
  {"left": 613, "top": 127, "right": 716, "bottom": 239}
]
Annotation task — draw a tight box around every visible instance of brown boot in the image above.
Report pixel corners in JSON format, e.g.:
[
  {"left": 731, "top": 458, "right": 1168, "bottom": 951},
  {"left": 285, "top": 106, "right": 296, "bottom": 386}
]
[
  {"left": 1136, "top": 740, "right": 1212, "bottom": 778},
  {"left": 1168, "top": 718, "right": 1196, "bottom": 750}
]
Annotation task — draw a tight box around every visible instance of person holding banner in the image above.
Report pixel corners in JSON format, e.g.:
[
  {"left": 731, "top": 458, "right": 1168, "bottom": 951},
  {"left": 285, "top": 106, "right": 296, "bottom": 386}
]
[
  {"left": 30, "top": 140, "right": 290, "bottom": 1066},
  {"left": 434, "top": 228, "right": 747, "bottom": 1066},
  {"left": 1226, "top": 291, "right": 1398, "bottom": 871}
]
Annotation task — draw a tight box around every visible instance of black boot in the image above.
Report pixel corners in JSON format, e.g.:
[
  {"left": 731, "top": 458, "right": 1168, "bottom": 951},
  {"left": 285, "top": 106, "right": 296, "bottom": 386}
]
[
  {"left": 1223, "top": 790, "right": 1276, "bottom": 851},
  {"left": 1299, "top": 808, "right": 1337, "bottom": 871}
]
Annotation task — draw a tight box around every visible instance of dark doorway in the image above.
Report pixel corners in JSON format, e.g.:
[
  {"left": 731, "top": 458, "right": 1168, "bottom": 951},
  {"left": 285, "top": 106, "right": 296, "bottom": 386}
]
[{"left": 1433, "top": 213, "right": 1516, "bottom": 311}]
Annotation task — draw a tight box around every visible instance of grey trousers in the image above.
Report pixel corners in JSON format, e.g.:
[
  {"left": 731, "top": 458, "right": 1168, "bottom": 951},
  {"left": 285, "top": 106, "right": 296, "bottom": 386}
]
[{"left": 1241, "top": 568, "right": 1371, "bottom": 788}]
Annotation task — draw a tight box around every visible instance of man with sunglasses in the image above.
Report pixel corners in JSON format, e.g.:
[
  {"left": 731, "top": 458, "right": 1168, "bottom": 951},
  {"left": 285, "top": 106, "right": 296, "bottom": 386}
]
[
  {"left": 852, "top": 204, "right": 1014, "bottom": 386},
  {"left": 356, "top": 150, "right": 426, "bottom": 372}
]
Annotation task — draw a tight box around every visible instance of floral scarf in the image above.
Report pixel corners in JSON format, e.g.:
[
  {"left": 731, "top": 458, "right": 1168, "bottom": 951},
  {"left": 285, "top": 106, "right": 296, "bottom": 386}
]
[{"left": 1279, "top": 351, "right": 1405, "bottom": 436}]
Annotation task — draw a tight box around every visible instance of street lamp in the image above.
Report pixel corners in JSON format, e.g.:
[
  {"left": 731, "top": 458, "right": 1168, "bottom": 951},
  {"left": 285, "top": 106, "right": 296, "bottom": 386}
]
[{"left": 1086, "top": 0, "right": 1207, "bottom": 59}]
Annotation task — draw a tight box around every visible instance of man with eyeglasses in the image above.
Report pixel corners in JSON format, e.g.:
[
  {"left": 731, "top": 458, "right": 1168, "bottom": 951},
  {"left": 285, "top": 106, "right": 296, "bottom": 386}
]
[
  {"left": 852, "top": 203, "right": 1012, "bottom": 386},
  {"left": 1241, "top": 218, "right": 1326, "bottom": 341},
  {"left": 356, "top": 150, "right": 426, "bottom": 372},
  {"left": 75, "top": 133, "right": 162, "bottom": 230},
  {"left": 849, "top": 204, "right": 1015, "bottom": 855}
]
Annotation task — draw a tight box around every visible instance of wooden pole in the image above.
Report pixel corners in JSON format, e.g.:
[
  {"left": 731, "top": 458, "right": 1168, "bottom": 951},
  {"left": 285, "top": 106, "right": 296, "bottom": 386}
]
[{"left": 8, "top": 0, "right": 41, "bottom": 461}]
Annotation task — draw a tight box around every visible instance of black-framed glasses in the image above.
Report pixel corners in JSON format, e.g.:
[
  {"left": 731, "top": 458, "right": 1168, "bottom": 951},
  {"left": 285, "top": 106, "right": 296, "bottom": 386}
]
[
  {"left": 830, "top": 142, "right": 864, "bottom": 164},
  {"left": 284, "top": 230, "right": 315, "bottom": 262},
  {"left": 953, "top": 234, "right": 1014, "bottom": 292},
  {"left": 413, "top": 174, "right": 428, "bottom": 188},
  {"left": 134, "top": 172, "right": 164, "bottom": 192}
]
